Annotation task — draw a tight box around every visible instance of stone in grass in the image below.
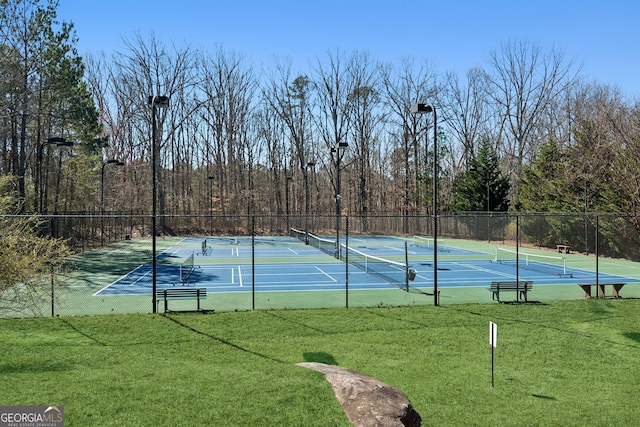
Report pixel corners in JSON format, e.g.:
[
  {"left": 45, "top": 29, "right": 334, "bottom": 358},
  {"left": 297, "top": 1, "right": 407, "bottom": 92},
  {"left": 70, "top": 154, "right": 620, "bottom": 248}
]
[{"left": 297, "top": 362, "right": 421, "bottom": 427}]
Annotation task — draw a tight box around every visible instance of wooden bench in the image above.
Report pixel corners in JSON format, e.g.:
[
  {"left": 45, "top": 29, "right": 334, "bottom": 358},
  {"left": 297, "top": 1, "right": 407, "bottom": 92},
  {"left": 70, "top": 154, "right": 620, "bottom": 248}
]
[
  {"left": 156, "top": 288, "right": 208, "bottom": 313},
  {"left": 490, "top": 281, "right": 533, "bottom": 302},
  {"left": 556, "top": 244, "right": 571, "bottom": 254},
  {"left": 578, "top": 283, "right": 625, "bottom": 299}
]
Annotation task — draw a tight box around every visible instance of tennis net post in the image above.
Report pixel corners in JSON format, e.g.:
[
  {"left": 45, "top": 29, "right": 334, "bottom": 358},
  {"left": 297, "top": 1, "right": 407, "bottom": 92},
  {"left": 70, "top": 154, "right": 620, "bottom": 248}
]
[{"left": 180, "top": 252, "right": 196, "bottom": 283}]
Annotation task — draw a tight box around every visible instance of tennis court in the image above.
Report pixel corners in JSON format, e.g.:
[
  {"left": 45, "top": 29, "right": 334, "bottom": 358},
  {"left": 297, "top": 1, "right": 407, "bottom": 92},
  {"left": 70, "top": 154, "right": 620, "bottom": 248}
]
[{"left": 94, "top": 234, "right": 640, "bottom": 297}]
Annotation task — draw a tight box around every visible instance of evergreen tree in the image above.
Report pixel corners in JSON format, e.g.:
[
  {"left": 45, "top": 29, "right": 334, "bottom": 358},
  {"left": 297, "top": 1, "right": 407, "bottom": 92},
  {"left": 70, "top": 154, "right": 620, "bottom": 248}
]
[
  {"left": 451, "top": 138, "right": 509, "bottom": 212},
  {"left": 516, "top": 140, "right": 568, "bottom": 212},
  {"left": 0, "top": 0, "right": 103, "bottom": 212}
]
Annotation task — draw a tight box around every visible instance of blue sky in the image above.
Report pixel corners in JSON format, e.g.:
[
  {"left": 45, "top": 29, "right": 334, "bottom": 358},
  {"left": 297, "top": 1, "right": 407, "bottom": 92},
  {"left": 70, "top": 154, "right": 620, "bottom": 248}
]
[{"left": 57, "top": 0, "right": 640, "bottom": 97}]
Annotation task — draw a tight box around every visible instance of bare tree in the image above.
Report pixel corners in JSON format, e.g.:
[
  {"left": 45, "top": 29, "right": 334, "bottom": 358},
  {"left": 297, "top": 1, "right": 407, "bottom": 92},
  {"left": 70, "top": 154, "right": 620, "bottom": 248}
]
[
  {"left": 262, "top": 58, "right": 315, "bottom": 217},
  {"left": 602, "top": 96, "right": 640, "bottom": 236},
  {"left": 380, "top": 57, "right": 436, "bottom": 216},
  {"left": 198, "top": 46, "right": 257, "bottom": 215},
  {"left": 345, "top": 51, "right": 384, "bottom": 227},
  {"left": 482, "top": 40, "right": 579, "bottom": 183},
  {"left": 310, "top": 50, "right": 356, "bottom": 225},
  {"left": 440, "top": 67, "right": 491, "bottom": 167},
  {"left": 93, "top": 32, "right": 199, "bottom": 229}
]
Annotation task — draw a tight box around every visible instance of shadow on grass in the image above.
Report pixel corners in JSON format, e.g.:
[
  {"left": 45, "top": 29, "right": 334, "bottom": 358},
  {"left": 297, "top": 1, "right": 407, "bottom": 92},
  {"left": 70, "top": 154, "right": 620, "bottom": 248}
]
[
  {"left": 622, "top": 332, "right": 640, "bottom": 343},
  {"left": 303, "top": 352, "right": 338, "bottom": 365},
  {"left": 500, "top": 300, "right": 547, "bottom": 305},
  {"left": 59, "top": 318, "right": 108, "bottom": 346},
  {"left": 161, "top": 315, "right": 286, "bottom": 364},
  {"left": 0, "top": 361, "right": 74, "bottom": 374},
  {"left": 456, "top": 305, "right": 640, "bottom": 349},
  {"left": 532, "top": 394, "right": 556, "bottom": 400}
]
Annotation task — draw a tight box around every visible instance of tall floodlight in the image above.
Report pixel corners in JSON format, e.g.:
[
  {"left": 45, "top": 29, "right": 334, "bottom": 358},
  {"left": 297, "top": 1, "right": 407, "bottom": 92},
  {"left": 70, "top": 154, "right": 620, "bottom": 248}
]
[
  {"left": 150, "top": 95, "right": 169, "bottom": 313},
  {"left": 38, "top": 137, "right": 74, "bottom": 213},
  {"left": 285, "top": 175, "right": 292, "bottom": 233},
  {"left": 410, "top": 103, "right": 439, "bottom": 306},
  {"left": 332, "top": 142, "right": 348, "bottom": 259},
  {"left": 304, "top": 161, "right": 315, "bottom": 244}
]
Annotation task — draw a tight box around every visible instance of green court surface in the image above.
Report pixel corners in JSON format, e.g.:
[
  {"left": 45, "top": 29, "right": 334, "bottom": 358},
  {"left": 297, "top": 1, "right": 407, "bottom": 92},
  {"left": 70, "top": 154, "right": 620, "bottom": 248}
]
[{"left": 54, "top": 235, "right": 640, "bottom": 317}]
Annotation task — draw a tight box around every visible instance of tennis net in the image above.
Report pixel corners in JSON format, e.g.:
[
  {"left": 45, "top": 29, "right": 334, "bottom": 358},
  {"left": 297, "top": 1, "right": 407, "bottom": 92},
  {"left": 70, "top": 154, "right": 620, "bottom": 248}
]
[
  {"left": 180, "top": 252, "right": 196, "bottom": 283},
  {"left": 411, "top": 235, "right": 447, "bottom": 252},
  {"left": 342, "top": 244, "right": 414, "bottom": 291},
  {"left": 291, "top": 228, "right": 417, "bottom": 290},
  {"left": 493, "top": 247, "right": 572, "bottom": 277},
  {"left": 291, "top": 228, "right": 337, "bottom": 257}
]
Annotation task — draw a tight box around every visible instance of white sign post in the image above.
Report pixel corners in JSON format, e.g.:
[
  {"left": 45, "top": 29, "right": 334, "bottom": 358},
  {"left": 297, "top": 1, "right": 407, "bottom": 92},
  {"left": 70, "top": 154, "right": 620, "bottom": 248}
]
[{"left": 490, "top": 321, "right": 497, "bottom": 387}]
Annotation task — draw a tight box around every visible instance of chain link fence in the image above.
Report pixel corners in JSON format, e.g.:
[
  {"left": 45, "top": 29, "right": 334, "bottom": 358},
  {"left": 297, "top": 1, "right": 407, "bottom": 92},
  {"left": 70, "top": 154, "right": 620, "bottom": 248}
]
[{"left": 2, "top": 212, "right": 640, "bottom": 318}]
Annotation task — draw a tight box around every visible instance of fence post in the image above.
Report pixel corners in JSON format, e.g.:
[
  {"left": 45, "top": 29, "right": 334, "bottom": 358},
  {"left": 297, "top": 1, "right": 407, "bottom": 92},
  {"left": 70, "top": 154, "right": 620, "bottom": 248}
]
[
  {"left": 51, "top": 265, "right": 55, "bottom": 317},
  {"left": 345, "top": 216, "right": 349, "bottom": 309}
]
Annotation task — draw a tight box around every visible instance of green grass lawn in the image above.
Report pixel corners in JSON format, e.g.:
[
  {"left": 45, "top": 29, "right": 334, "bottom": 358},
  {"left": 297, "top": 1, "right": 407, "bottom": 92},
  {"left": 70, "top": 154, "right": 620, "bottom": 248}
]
[{"left": 2, "top": 300, "right": 640, "bottom": 426}]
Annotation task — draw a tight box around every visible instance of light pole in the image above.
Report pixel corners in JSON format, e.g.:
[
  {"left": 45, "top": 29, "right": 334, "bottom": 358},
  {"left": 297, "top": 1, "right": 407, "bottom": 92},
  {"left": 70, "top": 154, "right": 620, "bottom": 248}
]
[
  {"left": 410, "top": 103, "right": 439, "bottom": 306},
  {"left": 304, "top": 161, "right": 315, "bottom": 244},
  {"left": 208, "top": 175, "right": 214, "bottom": 234},
  {"left": 149, "top": 95, "right": 169, "bottom": 313},
  {"left": 332, "top": 142, "right": 348, "bottom": 259},
  {"left": 101, "top": 159, "right": 124, "bottom": 245},
  {"left": 285, "top": 174, "right": 292, "bottom": 233},
  {"left": 476, "top": 165, "right": 490, "bottom": 242},
  {"left": 37, "top": 137, "right": 74, "bottom": 213}
]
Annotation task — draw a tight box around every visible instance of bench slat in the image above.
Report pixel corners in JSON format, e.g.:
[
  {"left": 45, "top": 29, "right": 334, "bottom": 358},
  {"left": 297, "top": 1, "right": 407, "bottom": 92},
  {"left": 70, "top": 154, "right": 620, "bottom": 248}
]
[
  {"left": 489, "top": 281, "right": 533, "bottom": 302},
  {"left": 156, "top": 289, "right": 206, "bottom": 299},
  {"left": 156, "top": 288, "right": 208, "bottom": 313}
]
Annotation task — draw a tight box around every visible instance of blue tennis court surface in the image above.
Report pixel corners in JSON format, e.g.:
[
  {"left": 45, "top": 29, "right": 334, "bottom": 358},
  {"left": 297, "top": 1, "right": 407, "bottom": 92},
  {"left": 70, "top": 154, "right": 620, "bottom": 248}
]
[{"left": 94, "top": 235, "right": 640, "bottom": 296}]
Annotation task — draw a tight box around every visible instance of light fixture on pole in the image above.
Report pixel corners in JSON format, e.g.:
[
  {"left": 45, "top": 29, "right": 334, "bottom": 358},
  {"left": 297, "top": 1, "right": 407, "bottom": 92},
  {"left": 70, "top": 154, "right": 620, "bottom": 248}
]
[
  {"left": 149, "top": 95, "right": 169, "bottom": 314},
  {"left": 38, "top": 137, "right": 74, "bottom": 213},
  {"left": 332, "top": 142, "right": 348, "bottom": 259},
  {"left": 304, "top": 161, "right": 315, "bottom": 244},
  {"left": 410, "top": 103, "right": 439, "bottom": 306}
]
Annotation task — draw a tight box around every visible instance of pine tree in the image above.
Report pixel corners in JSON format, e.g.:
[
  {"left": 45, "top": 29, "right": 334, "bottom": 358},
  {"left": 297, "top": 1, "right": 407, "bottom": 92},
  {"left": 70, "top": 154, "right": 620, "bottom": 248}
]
[{"left": 451, "top": 138, "right": 510, "bottom": 212}]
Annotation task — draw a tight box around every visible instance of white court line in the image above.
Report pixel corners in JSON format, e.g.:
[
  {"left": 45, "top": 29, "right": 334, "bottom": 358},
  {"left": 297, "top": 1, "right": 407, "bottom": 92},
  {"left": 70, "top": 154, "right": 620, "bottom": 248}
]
[
  {"left": 451, "top": 261, "right": 514, "bottom": 279},
  {"left": 93, "top": 265, "right": 148, "bottom": 295},
  {"left": 315, "top": 266, "right": 337, "bottom": 282},
  {"left": 160, "top": 248, "right": 179, "bottom": 257},
  {"left": 384, "top": 245, "right": 418, "bottom": 255},
  {"left": 231, "top": 267, "right": 235, "bottom": 284},
  {"left": 288, "top": 247, "right": 299, "bottom": 255},
  {"left": 238, "top": 266, "right": 243, "bottom": 287}
]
